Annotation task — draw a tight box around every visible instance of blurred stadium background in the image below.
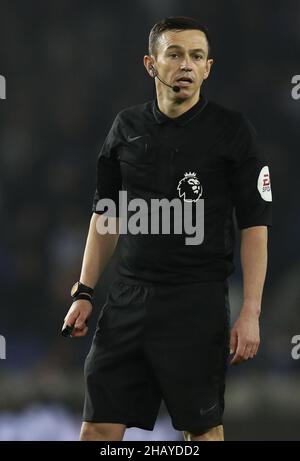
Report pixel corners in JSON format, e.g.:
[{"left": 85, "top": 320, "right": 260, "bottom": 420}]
[{"left": 0, "top": 0, "right": 299, "bottom": 440}]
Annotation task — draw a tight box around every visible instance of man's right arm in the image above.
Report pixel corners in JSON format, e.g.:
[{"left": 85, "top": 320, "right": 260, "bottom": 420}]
[
  {"left": 62, "top": 213, "right": 120, "bottom": 337},
  {"left": 79, "top": 212, "right": 120, "bottom": 288}
]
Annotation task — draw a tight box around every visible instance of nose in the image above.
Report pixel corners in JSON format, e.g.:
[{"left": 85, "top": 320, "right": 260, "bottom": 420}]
[{"left": 180, "top": 54, "right": 193, "bottom": 71}]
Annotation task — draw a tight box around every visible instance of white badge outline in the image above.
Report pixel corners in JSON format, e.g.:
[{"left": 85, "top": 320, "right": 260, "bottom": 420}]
[{"left": 257, "top": 166, "right": 272, "bottom": 202}]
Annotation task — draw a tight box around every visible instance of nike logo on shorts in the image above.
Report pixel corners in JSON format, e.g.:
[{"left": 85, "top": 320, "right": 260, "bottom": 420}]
[
  {"left": 199, "top": 402, "right": 218, "bottom": 416},
  {"left": 127, "top": 135, "right": 143, "bottom": 142}
]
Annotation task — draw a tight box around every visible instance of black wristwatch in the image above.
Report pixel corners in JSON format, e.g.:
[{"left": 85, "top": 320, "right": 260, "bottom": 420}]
[
  {"left": 71, "top": 281, "right": 94, "bottom": 299},
  {"left": 72, "top": 293, "right": 93, "bottom": 303}
]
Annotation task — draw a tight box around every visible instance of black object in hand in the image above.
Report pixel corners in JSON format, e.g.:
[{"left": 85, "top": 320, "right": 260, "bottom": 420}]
[{"left": 61, "top": 325, "right": 74, "bottom": 337}]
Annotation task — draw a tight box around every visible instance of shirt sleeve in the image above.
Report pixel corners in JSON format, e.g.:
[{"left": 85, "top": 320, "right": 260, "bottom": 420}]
[
  {"left": 91, "top": 113, "right": 123, "bottom": 217},
  {"left": 228, "top": 114, "right": 272, "bottom": 230}
]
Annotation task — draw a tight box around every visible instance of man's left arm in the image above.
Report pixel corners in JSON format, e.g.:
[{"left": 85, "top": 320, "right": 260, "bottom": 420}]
[{"left": 230, "top": 225, "right": 268, "bottom": 365}]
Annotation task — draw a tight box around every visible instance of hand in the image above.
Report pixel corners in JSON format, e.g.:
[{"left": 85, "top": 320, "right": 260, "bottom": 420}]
[
  {"left": 62, "top": 299, "right": 92, "bottom": 338},
  {"left": 229, "top": 308, "right": 260, "bottom": 365}
]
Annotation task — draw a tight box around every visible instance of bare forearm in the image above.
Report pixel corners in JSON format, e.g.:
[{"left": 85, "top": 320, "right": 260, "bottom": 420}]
[
  {"left": 79, "top": 213, "right": 119, "bottom": 288},
  {"left": 240, "top": 226, "right": 268, "bottom": 317}
]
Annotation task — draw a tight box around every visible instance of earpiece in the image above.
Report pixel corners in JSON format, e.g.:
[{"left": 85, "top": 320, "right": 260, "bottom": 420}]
[
  {"left": 148, "top": 65, "right": 180, "bottom": 93},
  {"left": 150, "top": 65, "right": 156, "bottom": 77}
]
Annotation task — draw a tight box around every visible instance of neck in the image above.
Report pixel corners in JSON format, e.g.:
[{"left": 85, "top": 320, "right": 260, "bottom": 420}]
[{"left": 156, "top": 89, "right": 201, "bottom": 119}]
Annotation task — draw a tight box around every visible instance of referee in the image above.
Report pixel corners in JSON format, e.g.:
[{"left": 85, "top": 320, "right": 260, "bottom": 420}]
[{"left": 62, "top": 16, "right": 272, "bottom": 441}]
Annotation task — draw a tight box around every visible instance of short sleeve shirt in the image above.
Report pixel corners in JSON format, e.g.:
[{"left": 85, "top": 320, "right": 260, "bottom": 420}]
[{"left": 92, "top": 95, "right": 272, "bottom": 284}]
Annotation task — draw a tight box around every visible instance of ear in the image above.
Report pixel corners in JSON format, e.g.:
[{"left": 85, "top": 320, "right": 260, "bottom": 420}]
[
  {"left": 203, "top": 58, "right": 214, "bottom": 80},
  {"left": 144, "top": 55, "right": 155, "bottom": 77}
]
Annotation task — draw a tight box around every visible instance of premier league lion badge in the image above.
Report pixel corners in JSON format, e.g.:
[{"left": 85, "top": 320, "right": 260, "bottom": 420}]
[{"left": 177, "top": 172, "right": 202, "bottom": 202}]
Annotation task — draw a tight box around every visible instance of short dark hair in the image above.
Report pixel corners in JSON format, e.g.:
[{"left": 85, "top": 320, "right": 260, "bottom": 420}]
[{"left": 149, "top": 16, "right": 211, "bottom": 59}]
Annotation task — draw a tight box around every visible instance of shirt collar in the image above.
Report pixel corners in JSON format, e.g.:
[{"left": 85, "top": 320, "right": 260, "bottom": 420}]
[{"left": 152, "top": 94, "right": 208, "bottom": 126}]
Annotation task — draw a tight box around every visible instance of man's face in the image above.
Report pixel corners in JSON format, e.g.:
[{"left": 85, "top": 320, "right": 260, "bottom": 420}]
[{"left": 145, "top": 29, "right": 213, "bottom": 99}]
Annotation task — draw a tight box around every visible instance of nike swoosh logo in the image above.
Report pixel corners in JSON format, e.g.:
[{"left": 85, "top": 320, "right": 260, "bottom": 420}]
[
  {"left": 199, "top": 403, "right": 218, "bottom": 416},
  {"left": 127, "top": 135, "right": 143, "bottom": 142}
]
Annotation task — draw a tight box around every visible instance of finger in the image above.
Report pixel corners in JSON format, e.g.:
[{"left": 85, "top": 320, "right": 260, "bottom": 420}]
[
  {"left": 71, "top": 326, "right": 88, "bottom": 338},
  {"left": 248, "top": 345, "right": 257, "bottom": 359},
  {"left": 252, "top": 343, "right": 260, "bottom": 358},
  {"left": 230, "top": 330, "right": 238, "bottom": 355},
  {"left": 243, "top": 344, "right": 253, "bottom": 360},
  {"left": 232, "top": 343, "right": 257, "bottom": 364},
  {"left": 230, "top": 353, "right": 243, "bottom": 365},
  {"left": 62, "top": 311, "right": 79, "bottom": 330},
  {"left": 74, "top": 314, "right": 88, "bottom": 329},
  {"left": 230, "top": 329, "right": 245, "bottom": 364},
  {"left": 230, "top": 354, "right": 244, "bottom": 365},
  {"left": 244, "top": 343, "right": 259, "bottom": 359},
  {"left": 61, "top": 319, "right": 75, "bottom": 332},
  {"left": 230, "top": 342, "right": 247, "bottom": 365}
]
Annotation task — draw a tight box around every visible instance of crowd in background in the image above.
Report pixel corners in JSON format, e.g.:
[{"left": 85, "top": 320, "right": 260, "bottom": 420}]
[{"left": 0, "top": 0, "right": 299, "bottom": 440}]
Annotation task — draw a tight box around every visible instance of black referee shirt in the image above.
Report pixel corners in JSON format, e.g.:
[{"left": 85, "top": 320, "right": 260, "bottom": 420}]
[{"left": 92, "top": 95, "right": 272, "bottom": 284}]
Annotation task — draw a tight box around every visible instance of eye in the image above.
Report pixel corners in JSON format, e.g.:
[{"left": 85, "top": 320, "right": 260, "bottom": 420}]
[{"left": 194, "top": 55, "right": 204, "bottom": 60}]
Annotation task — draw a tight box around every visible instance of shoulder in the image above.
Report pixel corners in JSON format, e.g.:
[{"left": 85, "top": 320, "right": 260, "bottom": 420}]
[
  {"left": 205, "top": 100, "right": 257, "bottom": 139},
  {"left": 208, "top": 101, "right": 254, "bottom": 129},
  {"left": 115, "top": 101, "right": 152, "bottom": 122},
  {"left": 106, "top": 101, "right": 152, "bottom": 143}
]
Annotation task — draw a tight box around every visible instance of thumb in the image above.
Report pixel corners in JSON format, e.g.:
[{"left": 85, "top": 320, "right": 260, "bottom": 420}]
[{"left": 230, "top": 329, "right": 238, "bottom": 355}]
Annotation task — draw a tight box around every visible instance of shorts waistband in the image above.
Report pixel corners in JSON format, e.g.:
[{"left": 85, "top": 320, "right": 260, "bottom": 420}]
[{"left": 115, "top": 272, "right": 228, "bottom": 290}]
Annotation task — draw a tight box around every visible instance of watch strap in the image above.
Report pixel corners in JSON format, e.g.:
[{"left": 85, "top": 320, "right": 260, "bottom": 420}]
[
  {"left": 77, "top": 283, "right": 94, "bottom": 296},
  {"left": 73, "top": 293, "right": 93, "bottom": 303}
]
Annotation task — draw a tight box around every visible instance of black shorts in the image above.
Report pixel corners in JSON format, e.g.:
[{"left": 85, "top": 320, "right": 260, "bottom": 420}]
[{"left": 83, "top": 275, "right": 231, "bottom": 435}]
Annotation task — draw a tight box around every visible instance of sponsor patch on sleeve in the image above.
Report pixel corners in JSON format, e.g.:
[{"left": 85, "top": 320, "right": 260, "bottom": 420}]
[{"left": 257, "top": 166, "right": 272, "bottom": 202}]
